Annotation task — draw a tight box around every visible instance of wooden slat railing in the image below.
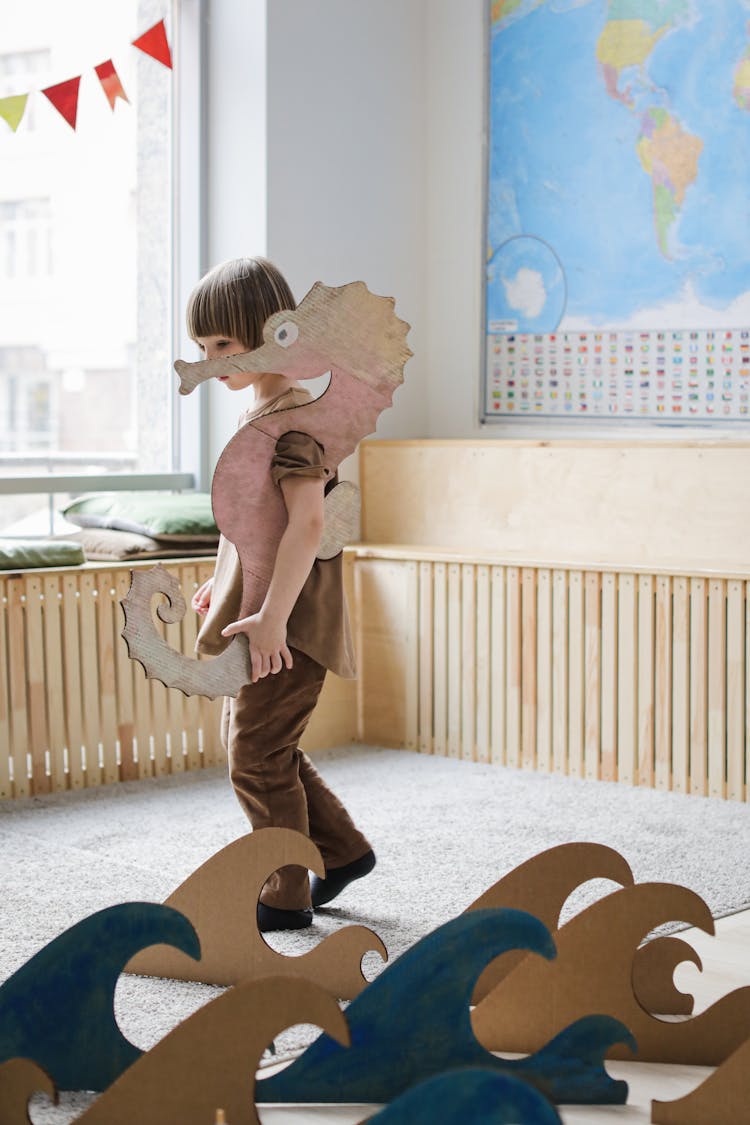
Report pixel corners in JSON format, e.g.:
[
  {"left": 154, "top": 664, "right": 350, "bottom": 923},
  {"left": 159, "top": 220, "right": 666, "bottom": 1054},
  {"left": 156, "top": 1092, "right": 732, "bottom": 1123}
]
[
  {"left": 353, "top": 547, "right": 749, "bottom": 802},
  {"left": 0, "top": 559, "right": 223, "bottom": 798}
]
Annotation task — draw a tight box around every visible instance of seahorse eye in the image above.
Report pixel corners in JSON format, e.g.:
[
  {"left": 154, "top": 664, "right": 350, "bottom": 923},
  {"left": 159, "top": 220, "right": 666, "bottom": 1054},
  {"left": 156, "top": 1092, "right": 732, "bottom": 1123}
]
[{"left": 274, "top": 320, "right": 299, "bottom": 348}]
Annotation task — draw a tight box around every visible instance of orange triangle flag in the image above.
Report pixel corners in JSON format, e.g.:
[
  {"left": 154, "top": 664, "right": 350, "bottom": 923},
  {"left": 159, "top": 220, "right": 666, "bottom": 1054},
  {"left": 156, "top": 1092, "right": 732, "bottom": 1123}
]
[
  {"left": 95, "top": 59, "right": 130, "bottom": 109},
  {"left": 132, "top": 20, "right": 172, "bottom": 69},
  {"left": 42, "top": 75, "right": 81, "bottom": 130},
  {"left": 0, "top": 94, "right": 28, "bottom": 132}
]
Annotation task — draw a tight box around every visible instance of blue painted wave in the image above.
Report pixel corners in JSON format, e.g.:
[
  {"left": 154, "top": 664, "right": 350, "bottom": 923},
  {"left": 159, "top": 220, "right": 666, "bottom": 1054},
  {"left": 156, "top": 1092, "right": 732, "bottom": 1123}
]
[
  {"left": 0, "top": 902, "right": 200, "bottom": 1092},
  {"left": 257, "top": 908, "right": 633, "bottom": 1106},
  {"left": 368, "top": 1067, "right": 563, "bottom": 1123}
]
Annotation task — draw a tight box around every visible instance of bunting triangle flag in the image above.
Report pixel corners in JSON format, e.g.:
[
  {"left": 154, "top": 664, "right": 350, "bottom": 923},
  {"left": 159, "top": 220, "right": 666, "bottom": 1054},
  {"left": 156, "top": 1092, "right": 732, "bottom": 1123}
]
[
  {"left": 42, "top": 75, "right": 81, "bottom": 130},
  {"left": 132, "top": 19, "right": 172, "bottom": 69},
  {"left": 0, "top": 94, "right": 28, "bottom": 132},
  {"left": 94, "top": 60, "right": 130, "bottom": 109}
]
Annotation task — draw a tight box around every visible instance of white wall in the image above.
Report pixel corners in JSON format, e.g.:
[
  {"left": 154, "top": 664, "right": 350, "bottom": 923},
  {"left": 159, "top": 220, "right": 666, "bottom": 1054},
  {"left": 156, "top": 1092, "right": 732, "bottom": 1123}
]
[
  {"left": 265, "top": 0, "right": 430, "bottom": 441},
  {"left": 205, "top": 0, "right": 488, "bottom": 468}
]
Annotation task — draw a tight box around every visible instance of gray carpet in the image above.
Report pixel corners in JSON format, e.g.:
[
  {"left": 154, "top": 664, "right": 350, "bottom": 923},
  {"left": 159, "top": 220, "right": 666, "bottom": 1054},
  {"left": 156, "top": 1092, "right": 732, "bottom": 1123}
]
[{"left": 1, "top": 745, "right": 748, "bottom": 1122}]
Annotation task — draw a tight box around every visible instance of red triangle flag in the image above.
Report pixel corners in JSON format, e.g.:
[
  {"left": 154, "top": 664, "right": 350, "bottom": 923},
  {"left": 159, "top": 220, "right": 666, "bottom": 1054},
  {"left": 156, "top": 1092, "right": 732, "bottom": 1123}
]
[
  {"left": 42, "top": 75, "right": 81, "bottom": 130},
  {"left": 132, "top": 20, "right": 172, "bottom": 69},
  {"left": 95, "top": 59, "right": 130, "bottom": 109}
]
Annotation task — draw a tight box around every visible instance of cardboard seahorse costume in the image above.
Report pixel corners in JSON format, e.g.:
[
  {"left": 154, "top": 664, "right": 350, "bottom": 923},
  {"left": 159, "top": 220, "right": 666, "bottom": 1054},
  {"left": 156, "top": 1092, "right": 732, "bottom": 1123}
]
[{"left": 122, "top": 280, "right": 412, "bottom": 697}]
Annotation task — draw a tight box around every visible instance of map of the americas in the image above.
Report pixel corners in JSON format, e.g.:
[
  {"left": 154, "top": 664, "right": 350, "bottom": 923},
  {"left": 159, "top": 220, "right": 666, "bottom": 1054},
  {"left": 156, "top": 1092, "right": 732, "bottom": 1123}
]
[{"left": 486, "top": 0, "right": 750, "bottom": 334}]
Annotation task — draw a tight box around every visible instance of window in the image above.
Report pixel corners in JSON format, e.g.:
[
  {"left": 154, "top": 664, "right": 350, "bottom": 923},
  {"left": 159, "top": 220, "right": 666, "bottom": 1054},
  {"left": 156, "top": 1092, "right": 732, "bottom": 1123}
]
[
  {"left": 0, "top": 49, "right": 50, "bottom": 132},
  {"left": 0, "top": 200, "right": 53, "bottom": 278},
  {"left": 0, "top": 1, "right": 198, "bottom": 536}
]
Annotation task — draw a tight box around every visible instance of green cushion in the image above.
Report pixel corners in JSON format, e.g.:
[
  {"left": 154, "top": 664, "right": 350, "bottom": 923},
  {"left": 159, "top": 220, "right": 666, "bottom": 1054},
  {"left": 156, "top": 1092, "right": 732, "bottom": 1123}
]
[
  {"left": 62, "top": 492, "right": 219, "bottom": 542},
  {"left": 0, "top": 540, "right": 86, "bottom": 570}
]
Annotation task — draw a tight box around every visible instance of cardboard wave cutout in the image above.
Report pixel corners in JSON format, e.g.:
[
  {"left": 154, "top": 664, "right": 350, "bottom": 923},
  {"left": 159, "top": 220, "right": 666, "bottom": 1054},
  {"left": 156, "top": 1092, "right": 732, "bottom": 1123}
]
[
  {"left": 75, "top": 976, "right": 349, "bottom": 1125},
  {"left": 465, "top": 841, "right": 701, "bottom": 1016},
  {"left": 122, "top": 280, "right": 411, "bottom": 697},
  {"left": 472, "top": 881, "right": 750, "bottom": 1066},
  {"left": 0, "top": 1058, "right": 56, "bottom": 1124},
  {"left": 126, "top": 827, "right": 387, "bottom": 998}
]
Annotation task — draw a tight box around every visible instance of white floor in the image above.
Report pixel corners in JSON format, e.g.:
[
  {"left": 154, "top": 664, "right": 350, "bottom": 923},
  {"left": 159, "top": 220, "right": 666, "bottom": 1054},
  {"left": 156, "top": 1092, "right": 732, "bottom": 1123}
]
[{"left": 256, "top": 910, "right": 750, "bottom": 1123}]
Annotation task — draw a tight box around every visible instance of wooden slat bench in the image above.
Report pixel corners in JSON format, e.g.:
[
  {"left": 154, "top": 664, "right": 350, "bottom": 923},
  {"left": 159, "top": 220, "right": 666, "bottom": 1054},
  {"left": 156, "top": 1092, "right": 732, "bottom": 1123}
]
[
  {"left": 0, "top": 555, "right": 357, "bottom": 798},
  {"left": 351, "top": 439, "right": 750, "bottom": 802}
]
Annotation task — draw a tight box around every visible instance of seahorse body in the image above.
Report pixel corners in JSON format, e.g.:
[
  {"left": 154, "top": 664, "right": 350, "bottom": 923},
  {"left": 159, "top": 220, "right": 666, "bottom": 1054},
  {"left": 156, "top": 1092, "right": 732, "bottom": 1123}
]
[{"left": 122, "top": 281, "right": 411, "bottom": 697}]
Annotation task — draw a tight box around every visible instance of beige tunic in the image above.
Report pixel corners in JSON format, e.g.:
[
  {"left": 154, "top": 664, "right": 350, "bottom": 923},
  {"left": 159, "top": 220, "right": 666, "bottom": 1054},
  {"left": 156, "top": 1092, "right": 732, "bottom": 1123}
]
[{"left": 195, "top": 387, "right": 356, "bottom": 679}]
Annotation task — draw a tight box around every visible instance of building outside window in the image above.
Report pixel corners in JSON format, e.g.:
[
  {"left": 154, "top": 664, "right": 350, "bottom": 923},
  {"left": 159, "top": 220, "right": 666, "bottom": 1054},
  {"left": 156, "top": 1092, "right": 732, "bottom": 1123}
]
[
  {"left": 0, "top": 199, "right": 53, "bottom": 278},
  {"left": 0, "top": 1, "right": 176, "bottom": 535}
]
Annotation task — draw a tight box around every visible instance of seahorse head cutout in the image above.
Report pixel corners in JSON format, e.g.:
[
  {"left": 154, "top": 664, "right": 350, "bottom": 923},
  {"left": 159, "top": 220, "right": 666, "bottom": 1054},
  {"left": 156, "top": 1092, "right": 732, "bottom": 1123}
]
[{"left": 121, "top": 280, "right": 412, "bottom": 698}]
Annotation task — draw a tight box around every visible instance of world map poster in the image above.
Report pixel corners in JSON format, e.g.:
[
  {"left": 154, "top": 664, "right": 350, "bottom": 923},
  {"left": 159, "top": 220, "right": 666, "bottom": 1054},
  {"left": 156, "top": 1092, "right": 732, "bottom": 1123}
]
[{"left": 483, "top": 0, "right": 750, "bottom": 422}]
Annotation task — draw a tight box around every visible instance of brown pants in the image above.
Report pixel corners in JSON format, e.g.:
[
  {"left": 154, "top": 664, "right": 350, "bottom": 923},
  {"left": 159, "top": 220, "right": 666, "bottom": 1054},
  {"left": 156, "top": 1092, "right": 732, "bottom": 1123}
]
[{"left": 221, "top": 648, "right": 371, "bottom": 909}]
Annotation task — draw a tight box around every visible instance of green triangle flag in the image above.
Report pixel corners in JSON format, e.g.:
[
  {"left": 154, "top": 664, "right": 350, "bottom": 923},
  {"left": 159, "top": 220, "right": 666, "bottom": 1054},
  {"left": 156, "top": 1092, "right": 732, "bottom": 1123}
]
[{"left": 0, "top": 93, "right": 28, "bottom": 132}]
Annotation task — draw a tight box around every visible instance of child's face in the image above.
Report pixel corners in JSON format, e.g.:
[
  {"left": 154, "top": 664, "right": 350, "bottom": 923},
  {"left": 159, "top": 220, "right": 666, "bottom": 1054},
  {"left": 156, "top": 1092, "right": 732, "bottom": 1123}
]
[{"left": 193, "top": 334, "right": 254, "bottom": 390}]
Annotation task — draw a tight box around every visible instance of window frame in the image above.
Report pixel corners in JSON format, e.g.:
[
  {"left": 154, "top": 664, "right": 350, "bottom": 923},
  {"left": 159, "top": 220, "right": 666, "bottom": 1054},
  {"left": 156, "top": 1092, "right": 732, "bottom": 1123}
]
[{"left": 171, "top": 0, "right": 210, "bottom": 494}]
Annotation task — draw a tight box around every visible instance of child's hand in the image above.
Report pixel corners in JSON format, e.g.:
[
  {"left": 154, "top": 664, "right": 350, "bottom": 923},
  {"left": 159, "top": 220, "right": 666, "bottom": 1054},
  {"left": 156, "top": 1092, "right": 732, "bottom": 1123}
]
[
  {"left": 192, "top": 577, "right": 213, "bottom": 616},
  {"left": 221, "top": 611, "right": 293, "bottom": 683}
]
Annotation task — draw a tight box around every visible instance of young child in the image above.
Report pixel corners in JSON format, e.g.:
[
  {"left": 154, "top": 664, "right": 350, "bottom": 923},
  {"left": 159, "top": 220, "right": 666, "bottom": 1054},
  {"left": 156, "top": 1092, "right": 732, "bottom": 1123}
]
[{"left": 188, "top": 256, "right": 375, "bottom": 932}]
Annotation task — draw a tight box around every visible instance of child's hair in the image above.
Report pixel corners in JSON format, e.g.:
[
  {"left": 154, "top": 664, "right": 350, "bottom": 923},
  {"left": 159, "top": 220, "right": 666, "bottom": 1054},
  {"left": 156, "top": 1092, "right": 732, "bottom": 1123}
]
[{"left": 186, "top": 256, "right": 296, "bottom": 350}]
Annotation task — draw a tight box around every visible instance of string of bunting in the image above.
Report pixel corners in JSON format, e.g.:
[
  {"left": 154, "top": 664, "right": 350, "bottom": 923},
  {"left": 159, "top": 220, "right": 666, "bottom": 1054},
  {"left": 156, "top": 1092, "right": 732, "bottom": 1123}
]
[{"left": 0, "top": 19, "right": 172, "bottom": 134}]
